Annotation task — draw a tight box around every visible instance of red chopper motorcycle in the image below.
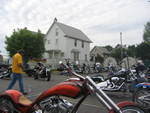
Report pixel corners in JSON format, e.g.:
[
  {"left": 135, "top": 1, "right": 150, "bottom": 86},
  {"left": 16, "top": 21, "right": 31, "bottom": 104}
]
[{"left": 0, "top": 61, "right": 148, "bottom": 113}]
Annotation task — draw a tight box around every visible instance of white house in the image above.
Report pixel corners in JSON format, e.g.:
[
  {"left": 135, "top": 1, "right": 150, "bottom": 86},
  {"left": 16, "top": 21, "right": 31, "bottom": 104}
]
[{"left": 43, "top": 18, "right": 92, "bottom": 68}]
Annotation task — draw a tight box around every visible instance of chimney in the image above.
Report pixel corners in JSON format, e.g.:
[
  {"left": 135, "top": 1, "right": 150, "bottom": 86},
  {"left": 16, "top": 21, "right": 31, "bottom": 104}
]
[{"left": 54, "top": 18, "right": 57, "bottom": 22}]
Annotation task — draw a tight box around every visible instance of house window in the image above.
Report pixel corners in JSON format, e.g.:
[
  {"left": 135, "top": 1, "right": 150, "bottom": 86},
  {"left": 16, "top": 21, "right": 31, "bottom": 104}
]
[
  {"left": 85, "top": 54, "right": 87, "bottom": 62},
  {"left": 56, "top": 39, "right": 58, "bottom": 45},
  {"left": 56, "top": 28, "right": 59, "bottom": 36},
  {"left": 90, "top": 56, "right": 94, "bottom": 61},
  {"left": 82, "top": 41, "right": 84, "bottom": 48},
  {"left": 48, "top": 40, "right": 50, "bottom": 44},
  {"left": 61, "top": 52, "right": 64, "bottom": 57},
  {"left": 74, "top": 39, "right": 77, "bottom": 46},
  {"left": 74, "top": 52, "right": 79, "bottom": 61}
]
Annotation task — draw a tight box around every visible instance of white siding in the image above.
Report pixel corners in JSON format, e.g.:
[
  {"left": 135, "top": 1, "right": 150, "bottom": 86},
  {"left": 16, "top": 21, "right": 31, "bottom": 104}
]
[{"left": 44, "top": 22, "right": 91, "bottom": 67}]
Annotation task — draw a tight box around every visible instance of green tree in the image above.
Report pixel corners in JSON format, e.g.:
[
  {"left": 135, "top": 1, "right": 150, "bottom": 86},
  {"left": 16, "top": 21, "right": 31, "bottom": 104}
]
[
  {"left": 127, "top": 45, "right": 136, "bottom": 57},
  {"left": 143, "top": 21, "right": 150, "bottom": 42},
  {"left": 5, "top": 28, "right": 45, "bottom": 62},
  {"left": 95, "top": 54, "right": 104, "bottom": 64},
  {"left": 103, "top": 45, "right": 113, "bottom": 52},
  {"left": 135, "top": 42, "right": 150, "bottom": 60},
  {"left": 111, "top": 48, "right": 128, "bottom": 60}
]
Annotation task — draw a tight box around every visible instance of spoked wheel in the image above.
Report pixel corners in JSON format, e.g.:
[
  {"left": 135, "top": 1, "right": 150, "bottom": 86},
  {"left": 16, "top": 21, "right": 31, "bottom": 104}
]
[
  {"left": 45, "top": 72, "right": 51, "bottom": 81},
  {"left": 133, "top": 88, "right": 150, "bottom": 109},
  {"left": 0, "top": 98, "right": 15, "bottom": 113},
  {"left": 121, "top": 106, "right": 148, "bottom": 113}
]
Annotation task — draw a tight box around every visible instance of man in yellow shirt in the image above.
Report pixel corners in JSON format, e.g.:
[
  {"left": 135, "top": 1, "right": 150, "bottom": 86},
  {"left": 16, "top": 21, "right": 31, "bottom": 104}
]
[{"left": 7, "top": 49, "right": 28, "bottom": 95}]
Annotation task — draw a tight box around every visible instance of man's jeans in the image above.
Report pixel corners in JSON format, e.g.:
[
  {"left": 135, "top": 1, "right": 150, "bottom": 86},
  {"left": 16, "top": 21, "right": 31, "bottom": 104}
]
[
  {"left": 130, "top": 78, "right": 146, "bottom": 92},
  {"left": 7, "top": 73, "right": 24, "bottom": 93}
]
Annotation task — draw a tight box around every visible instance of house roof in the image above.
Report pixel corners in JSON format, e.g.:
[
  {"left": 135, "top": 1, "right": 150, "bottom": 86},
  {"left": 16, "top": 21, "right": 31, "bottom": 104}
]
[
  {"left": 97, "top": 46, "right": 110, "bottom": 54},
  {"left": 111, "top": 44, "right": 126, "bottom": 53},
  {"left": 91, "top": 46, "right": 110, "bottom": 54},
  {"left": 45, "top": 19, "right": 92, "bottom": 43}
]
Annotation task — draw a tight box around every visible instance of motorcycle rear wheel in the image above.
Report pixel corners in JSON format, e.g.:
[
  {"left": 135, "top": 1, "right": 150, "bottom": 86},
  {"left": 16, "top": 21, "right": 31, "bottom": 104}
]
[
  {"left": 121, "top": 105, "right": 148, "bottom": 113},
  {"left": 45, "top": 72, "right": 51, "bottom": 81},
  {"left": 132, "top": 88, "right": 150, "bottom": 109},
  {"left": 0, "top": 98, "right": 15, "bottom": 113}
]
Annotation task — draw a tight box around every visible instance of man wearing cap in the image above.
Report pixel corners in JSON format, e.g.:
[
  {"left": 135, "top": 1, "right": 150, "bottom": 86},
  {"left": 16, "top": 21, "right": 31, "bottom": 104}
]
[{"left": 7, "top": 49, "right": 28, "bottom": 95}]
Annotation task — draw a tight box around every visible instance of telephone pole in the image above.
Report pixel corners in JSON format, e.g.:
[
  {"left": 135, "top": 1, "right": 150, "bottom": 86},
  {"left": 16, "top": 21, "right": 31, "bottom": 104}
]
[{"left": 120, "top": 32, "right": 123, "bottom": 61}]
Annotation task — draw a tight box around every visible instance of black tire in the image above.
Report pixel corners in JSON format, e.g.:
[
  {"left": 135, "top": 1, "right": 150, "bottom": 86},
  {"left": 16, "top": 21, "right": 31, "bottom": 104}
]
[
  {"left": 0, "top": 98, "right": 15, "bottom": 113},
  {"left": 132, "top": 88, "right": 150, "bottom": 109},
  {"left": 34, "top": 74, "right": 38, "bottom": 79},
  {"left": 27, "top": 73, "right": 32, "bottom": 77},
  {"left": 121, "top": 105, "right": 148, "bottom": 113},
  {"left": 45, "top": 72, "right": 51, "bottom": 81}
]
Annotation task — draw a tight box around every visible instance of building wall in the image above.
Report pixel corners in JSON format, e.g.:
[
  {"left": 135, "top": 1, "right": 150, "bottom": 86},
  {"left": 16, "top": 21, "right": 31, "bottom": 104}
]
[
  {"left": 66, "top": 38, "right": 90, "bottom": 64},
  {"left": 90, "top": 47, "right": 103, "bottom": 57},
  {"left": 45, "top": 24, "right": 67, "bottom": 52},
  {"left": 43, "top": 23, "right": 91, "bottom": 67}
]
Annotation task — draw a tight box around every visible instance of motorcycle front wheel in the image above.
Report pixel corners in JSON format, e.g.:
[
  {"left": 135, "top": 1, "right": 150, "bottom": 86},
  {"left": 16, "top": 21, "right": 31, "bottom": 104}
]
[
  {"left": 0, "top": 98, "right": 15, "bottom": 113},
  {"left": 132, "top": 88, "right": 150, "bottom": 109},
  {"left": 121, "top": 105, "right": 148, "bottom": 113},
  {"left": 45, "top": 72, "right": 51, "bottom": 81}
]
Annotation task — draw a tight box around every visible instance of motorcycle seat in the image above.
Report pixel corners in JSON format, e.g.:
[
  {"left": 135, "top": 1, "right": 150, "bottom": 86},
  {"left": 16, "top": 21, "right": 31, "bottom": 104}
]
[{"left": 19, "top": 95, "right": 32, "bottom": 105}]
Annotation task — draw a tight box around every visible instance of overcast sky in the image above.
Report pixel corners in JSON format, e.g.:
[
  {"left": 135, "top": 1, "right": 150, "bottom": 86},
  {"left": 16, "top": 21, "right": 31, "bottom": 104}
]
[{"left": 0, "top": 0, "right": 150, "bottom": 54}]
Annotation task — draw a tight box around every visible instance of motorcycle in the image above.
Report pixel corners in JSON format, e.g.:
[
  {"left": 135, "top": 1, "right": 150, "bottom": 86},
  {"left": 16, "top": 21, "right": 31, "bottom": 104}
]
[
  {"left": 0, "top": 61, "right": 148, "bottom": 113},
  {"left": 0, "top": 65, "right": 12, "bottom": 79},
  {"left": 74, "top": 63, "right": 89, "bottom": 74},
  {"left": 24, "top": 63, "right": 37, "bottom": 77},
  {"left": 132, "top": 82, "right": 150, "bottom": 109},
  {"left": 91, "top": 68, "right": 132, "bottom": 92},
  {"left": 91, "top": 56, "right": 148, "bottom": 93},
  {"left": 93, "top": 63, "right": 103, "bottom": 73},
  {"left": 34, "top": 63, "right": 51, "bottom": 81}
]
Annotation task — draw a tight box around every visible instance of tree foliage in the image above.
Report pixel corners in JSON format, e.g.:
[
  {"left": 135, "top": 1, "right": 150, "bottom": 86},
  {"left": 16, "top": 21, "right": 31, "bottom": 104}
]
[
  {"left": 95, "top": 54, "right": 104, "bottom": 63},
  {"left": 127, "top": 45, "right": 136, "bottom": 57},
  {"left": 111, "top": 48, "right": 126, "bottom": 60},
  {"left": 5, "top": 28, "right": 45, "bottom": 61},
  {"left": 143, "top": 21, "right": 150, "bottom": 42},
  {"left": 103, "top": 45, "right": 113, "bottom": 52},
  {"left": 135, "top": 42, "right": 150, "bottom": 60}
]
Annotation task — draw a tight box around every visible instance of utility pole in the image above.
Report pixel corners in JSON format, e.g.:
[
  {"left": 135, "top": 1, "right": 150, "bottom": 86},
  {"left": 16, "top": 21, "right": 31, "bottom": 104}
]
[{"left": 120, "top": 32, "right": 123, "bottom": 61}]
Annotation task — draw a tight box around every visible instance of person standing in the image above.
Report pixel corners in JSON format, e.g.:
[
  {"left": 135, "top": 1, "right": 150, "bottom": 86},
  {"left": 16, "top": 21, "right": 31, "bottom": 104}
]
[
  {"left": 7, "top": 49, "right": 28, "bottom": 95},
  {"left": 66, "top": 58, "right": 71, "bottom": 78},
  {"left": 95, "top": 61, "right": 102, "bottom": 72},
  {"left": 75, "top": 59, "right": 80, "bottom": 69},
  {"left": 136, "top": 57, "right": 145, "bottom": 76},
  {"left": 130, "top": 57, "right": 146, "bottom": 92}
]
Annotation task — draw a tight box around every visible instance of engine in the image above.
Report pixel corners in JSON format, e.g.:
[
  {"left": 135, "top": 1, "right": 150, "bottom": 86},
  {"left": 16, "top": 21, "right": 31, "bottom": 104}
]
[
  {"left": 111, "top": 77, "right": 125, "bottom": 86},
  {"left": 39, "top": 97, "right": 73, "bottom": 113}
]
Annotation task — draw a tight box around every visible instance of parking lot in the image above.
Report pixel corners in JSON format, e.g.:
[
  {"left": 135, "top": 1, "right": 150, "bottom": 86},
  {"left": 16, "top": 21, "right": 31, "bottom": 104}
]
[{"left": 0, "top": 72, "right": 135, "bottom": 113}]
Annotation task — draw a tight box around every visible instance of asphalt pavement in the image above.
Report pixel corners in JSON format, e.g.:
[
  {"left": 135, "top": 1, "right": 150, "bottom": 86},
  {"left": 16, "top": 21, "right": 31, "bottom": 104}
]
[{"left": 0, "top": 72, "right": 138, "bottom": 113}]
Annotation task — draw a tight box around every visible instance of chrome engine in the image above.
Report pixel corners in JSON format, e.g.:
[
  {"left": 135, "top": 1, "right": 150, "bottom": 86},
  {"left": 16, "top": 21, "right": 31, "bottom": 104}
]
[{"left": 39, "top": 97, "right": 73, "bottom": 113}]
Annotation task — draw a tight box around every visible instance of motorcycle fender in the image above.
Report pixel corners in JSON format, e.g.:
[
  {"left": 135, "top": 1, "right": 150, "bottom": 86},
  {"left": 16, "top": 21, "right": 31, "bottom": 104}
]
[
  {"left": 0, "top": 89, "right": 24, "bottom": 104},
  {"left": 37, "top": 82, "right": 83, "bottom": 100},
  {"left": 109, "top": 101, "right": 137, "bottom": 113},
  {"left": 136, "top": 82, "right": 150, "bottom": 88}
]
